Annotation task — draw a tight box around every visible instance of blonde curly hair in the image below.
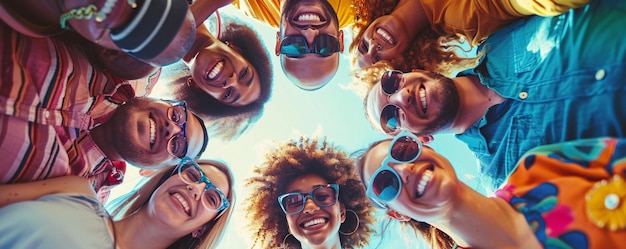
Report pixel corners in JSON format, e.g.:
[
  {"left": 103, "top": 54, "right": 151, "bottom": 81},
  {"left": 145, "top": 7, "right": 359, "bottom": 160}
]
[
  {"left": 245, "top": 137, "right": 375, "bottom": 249},
  {"left": 349, "top": 0, "right": 480, "bottom": 76}
]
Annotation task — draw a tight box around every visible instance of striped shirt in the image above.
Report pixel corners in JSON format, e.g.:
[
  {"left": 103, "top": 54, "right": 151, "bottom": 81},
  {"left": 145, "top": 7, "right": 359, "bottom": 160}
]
[{"left": 0, "top": 21, "right": 159, "bottom": 201}]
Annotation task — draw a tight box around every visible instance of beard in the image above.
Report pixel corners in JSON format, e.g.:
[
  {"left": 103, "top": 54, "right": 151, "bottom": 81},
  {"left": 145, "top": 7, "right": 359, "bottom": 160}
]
[{"left": 418, "top": 75, "right": 460, "bottom": 135}]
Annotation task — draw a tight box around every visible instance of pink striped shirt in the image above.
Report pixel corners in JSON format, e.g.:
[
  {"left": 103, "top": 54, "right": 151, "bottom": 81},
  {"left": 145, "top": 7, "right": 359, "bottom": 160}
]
[{"left": 0, "top": 21, "right": 159, "bottom": 201}]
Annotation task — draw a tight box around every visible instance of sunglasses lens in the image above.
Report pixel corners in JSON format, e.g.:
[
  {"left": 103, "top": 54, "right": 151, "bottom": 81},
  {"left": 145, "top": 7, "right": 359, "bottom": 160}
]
[
  {"left": 380, "top": 105, "right": 400, "bottom": 134},
  {"left": 372, "top": 170, "right": 401, "bottom": 201},
  {"left": 381, "top": 71, "right": 403, "bottom": 94},
  {"left": 280, "top": 36, "right": 308, "bottom": 56},
  {"left": 312, "top": 186, "right": 337, "bottom": 206},
  {"left": 390, "top": 135, "right": 421, "bottom": 162},
  {"left": 313, "top": 35, "right": 340, "bottom": 56},
  {"left": 280, "top": 193, "right": 304, "bottom": 213}
]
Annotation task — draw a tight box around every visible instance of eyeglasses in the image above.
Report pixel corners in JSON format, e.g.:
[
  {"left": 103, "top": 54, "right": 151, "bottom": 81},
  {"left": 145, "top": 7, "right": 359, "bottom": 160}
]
[
  {"left": 164, "top": 100, "right": 189, "bottom": 159},
  {"left": 175, "top": 157, "right": 230, "bottom": 212},
  {"left": 378, "top": 70, "right": 404, "bottom": 134},
  {"left": 366, "top": 130, "right": 423, "bottom": 209},
  {"left": 277, "top": 184, "right": 339, "bottom": 214},
  {"left": 279, "top": 34, "right": 341, "bottom": 58}
]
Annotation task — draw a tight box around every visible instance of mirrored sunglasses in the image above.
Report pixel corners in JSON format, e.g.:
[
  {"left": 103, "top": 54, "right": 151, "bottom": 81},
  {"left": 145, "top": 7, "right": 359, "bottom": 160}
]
[
  {"left": 378, "top": 70, "right": 404, "bottom": 134},
  {"left": 279, "top": 34, "right": 340, "bottom": 58}
]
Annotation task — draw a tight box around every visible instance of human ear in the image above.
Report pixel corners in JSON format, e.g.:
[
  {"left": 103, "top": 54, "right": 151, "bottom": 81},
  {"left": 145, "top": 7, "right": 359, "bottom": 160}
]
[
  {"left": 192, "top": 225, "right": 207, "bottom": 238},
  {"left": 275, "top": 31, "right": 281, "bottom": 56},
  {"left": 419, "top": 135, "right": 434, "bottom": 144},
  {"left": 338, "top": 30, "right": 344, "bottom": 52},
  {"left": 386, "top": 210, "right": 410, "bottom": 222},
  {"left": 340, "top": 204, "right": 346, "bottom": 223}
]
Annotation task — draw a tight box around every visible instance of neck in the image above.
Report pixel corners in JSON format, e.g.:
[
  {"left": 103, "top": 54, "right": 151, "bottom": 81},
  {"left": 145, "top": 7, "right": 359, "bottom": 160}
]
[
  {"left": 449, "top": 75, "right": 504, "bottom": 133},
  {"left": 300, "top": 235, "right": 342, "bottom": 249},
  {"left": 429, "top": 183, "right": 539, "bottom": 248},
  {"left": 89, "top": 125, "right": 122, "bottom": 161},
  {"left": 183, "top": 24, "right": 217, "bottom": 62},
  {"left": 113, "top": 208, "right": 181, "bottom": 249},
  {"left": 390, "top": 0, "right": 429, "bottom": 40}
]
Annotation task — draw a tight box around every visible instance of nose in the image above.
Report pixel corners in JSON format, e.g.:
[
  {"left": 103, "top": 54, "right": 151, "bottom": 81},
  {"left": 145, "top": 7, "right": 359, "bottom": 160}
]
[
  {"left": 165, "top": 119, "right": 183, "bottom": 139},
  {"left": 390, "top": 163, "right": 411, "bottom": 184},
  {"left": 302, "top": 196, "right": 320, "bottom": 214},
  {"left": 223, "top": 72, "right": 237, "bottom": 88},
  {"left": 301, "top": 29, "right": 319, "bottom": 50},
  {"left": 388, "top": 85, "right": 411, "bottom": 108},
  {"left": 187, "top": 183, "right": 205, "bottom": 201}
]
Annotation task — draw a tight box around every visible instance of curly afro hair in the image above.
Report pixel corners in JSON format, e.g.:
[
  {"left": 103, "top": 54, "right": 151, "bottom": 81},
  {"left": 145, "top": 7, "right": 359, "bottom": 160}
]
[{"left": 245, "top": 137, "right": 375, "bottom": 249}]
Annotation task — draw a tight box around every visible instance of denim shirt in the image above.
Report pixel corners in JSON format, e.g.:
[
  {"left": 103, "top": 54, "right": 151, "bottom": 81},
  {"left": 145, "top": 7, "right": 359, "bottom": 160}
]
[{"left": 456, "top": 0, "right": 626, "bottom": 193}]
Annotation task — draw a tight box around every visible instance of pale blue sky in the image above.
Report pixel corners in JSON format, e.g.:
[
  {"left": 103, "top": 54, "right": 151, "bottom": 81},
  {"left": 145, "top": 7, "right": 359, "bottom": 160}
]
[{"left": 110, "top": 5, "right": 481, "bottom": 248}]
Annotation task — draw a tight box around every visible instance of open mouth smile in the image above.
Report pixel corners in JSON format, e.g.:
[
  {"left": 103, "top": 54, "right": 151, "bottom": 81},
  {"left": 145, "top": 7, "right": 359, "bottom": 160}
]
[
  {"left": 415, "top": 166, "right": 434, "bottom": 198},
  {"left": 419, "top": 84, "right": 427, "bottom": 114},
  {"left": 300, "top": 217, "right": 329, "bottom": 229},
  {"left": 172, "top": 192, "right": 191, "bottom": 216},
  {"left": 206, "top": 60, "right": 224, "bottom": 80},
  {"left": 376, "top": 27, "right": 395, "bottom": 45},
  {"left": 149, "top": 115, "right": 156, "bottom": 148}
]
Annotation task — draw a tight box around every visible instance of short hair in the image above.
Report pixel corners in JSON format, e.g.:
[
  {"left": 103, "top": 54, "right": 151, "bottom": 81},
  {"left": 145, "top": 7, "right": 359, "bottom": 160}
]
[
  {"left": 245, "top": 137, "right": 375, "bottom": 249},
  {"left": 144, "top": 9, "right": 197, "bottom": 67},
  {"left": 352, "top": 140, "right": 455, "bottom": 249},
  {"left": 169, "top": 22, "right": 273, "bottom": 140},
  {"left": 349, "top": 0, "right": 479, "bottom": 76},
  {"left": 108, "top": 159, "right": 236, "bottom": 249}
]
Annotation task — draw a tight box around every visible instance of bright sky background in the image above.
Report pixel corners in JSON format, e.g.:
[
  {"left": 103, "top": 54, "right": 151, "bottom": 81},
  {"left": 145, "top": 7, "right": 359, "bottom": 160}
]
[{"left": 110, "top": 5, "right": 482, "bottom": 248}]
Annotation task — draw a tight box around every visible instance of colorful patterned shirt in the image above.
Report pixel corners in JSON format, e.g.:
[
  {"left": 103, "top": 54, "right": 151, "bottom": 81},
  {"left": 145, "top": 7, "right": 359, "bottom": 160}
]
[
  {"left": 0, "top": 21, "right": 159, "bottom": 201},
  {"left": 496, "top": 138, "right": 626, "bottom": 248}
]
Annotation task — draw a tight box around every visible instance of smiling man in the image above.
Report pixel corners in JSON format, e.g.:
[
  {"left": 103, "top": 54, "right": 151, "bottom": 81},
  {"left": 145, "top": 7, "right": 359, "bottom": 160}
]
[
  {"left": 365, "top": 0, "right": 626, "bottom": 192},
  {"left": 0, "top": 21, "right": 209, "bottom": 203},
  {"left": 275, "top": 0, "right": 345, "bottom": 90}
]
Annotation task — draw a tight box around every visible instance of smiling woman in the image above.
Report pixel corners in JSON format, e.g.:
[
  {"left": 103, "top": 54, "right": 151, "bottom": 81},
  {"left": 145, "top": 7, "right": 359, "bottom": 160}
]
[
  {"left": 244, "top": 137, "right": 375, "bottom": 249},
  {"left": 161, "top": 14, "right": 273, "bottom": 141}
]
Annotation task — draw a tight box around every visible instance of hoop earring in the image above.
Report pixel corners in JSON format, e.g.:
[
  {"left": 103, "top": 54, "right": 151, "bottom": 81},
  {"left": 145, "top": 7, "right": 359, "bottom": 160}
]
[
  {"left": 280, "top": 233, "right": 297, "bottom": 249},
  {"left": 339, "top": 209, "right": 359, "bottom": 236}
]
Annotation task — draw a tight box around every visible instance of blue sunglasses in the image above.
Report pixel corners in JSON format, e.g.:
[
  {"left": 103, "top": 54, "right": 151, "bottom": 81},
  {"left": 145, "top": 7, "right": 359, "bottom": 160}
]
[
  {"left": 279, "top": 34, "right": 340, "bottom": 58},
  {"left": 367, "top": 130, "right": 423, "bottom": 208}
]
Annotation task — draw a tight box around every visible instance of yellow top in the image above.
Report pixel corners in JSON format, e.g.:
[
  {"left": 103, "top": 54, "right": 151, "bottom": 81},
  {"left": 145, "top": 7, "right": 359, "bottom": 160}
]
[{"left": 233, "top": 0, "right": 354, "bottom": 29}]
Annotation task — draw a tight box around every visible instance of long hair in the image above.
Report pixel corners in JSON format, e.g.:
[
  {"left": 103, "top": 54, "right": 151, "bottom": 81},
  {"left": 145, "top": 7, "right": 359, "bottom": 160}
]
[
  {"left": 349, "top": 0, "right": 479, "bottom": 76},
  {"left": 167, "top": 21, "right": 273, "bottom": 141},
  {"left": 245, "top": 137, "right": 375, "bottom": 249},
  {"left": 352, "top": 140, "right": 455, "bottom": 249},
  {"left": 108, "top": 159, "right": 236, "bottom": 249}
]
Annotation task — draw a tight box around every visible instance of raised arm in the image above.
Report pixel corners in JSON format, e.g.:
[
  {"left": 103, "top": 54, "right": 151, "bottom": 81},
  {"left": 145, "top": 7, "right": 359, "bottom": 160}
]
[
  {"left": 0, "top": 175, "right": 95, "bottom": 208},
  {"left": 510, "top": 0, "right": 591, "bottom": 16}
]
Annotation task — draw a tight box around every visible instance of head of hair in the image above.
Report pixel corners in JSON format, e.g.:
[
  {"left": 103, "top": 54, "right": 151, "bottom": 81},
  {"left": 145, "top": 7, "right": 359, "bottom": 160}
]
[
  {"left": 352, "top": 140, "right": 455, "bottom": 249},
  {"left": 167, "top": 22, "right": 273, "bottom": 141},
  {"left": 245, "top": 137, "right": 375, "bottom": 249},
  {"left": 108, "top": 159, "right": 236, "bottom": 249},
  {"left": 349, "top": 0, "right": 480, "bottom": 77}
]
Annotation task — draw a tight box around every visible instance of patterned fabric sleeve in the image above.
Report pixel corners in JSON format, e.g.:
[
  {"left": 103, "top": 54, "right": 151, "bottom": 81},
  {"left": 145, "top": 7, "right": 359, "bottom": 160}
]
[{"left": 495, "top": 138, "right": 626, "bottom": 249}]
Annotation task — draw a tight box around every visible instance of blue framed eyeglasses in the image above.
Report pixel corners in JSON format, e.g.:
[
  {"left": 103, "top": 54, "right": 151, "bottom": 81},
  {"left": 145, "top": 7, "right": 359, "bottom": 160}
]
[
  {"left": 163, "top": 100, "right": 189, "bottom": 159},
  {"left": 366, "top": 130, "right": 423, "bottom": 209},
  {"left": 278, "top": 184, "right": 339, "bottom": 214},
  {"left": 175, "top": 157, "right": 230, "bottom": 212},
  {"left": 279, "top": 34, "right": 341, "bottom": 58}
]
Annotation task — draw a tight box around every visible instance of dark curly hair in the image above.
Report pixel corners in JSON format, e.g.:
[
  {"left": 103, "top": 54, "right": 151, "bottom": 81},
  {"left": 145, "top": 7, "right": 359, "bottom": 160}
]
[
  {"left": 349, "top": 0, "right": 479, "bottom": 76},
  {"left": 245, "top": 137, "right": 375, "bottom": 249},
  {"left": 352, "top": 140, "right": 455, "bottom": 249},
  {"left": 168, "top": 22, "right": 273, "bottom": 140}
]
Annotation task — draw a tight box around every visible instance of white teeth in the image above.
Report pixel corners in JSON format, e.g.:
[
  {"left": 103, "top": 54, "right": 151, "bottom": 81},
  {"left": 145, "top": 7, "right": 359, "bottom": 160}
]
[
  {"left": 417, "top": 170, "right": 433, "bottom": 196},
  {"left": 208, "top": 61, "right": 224, "bottom": 79},
  {"left": 173, "top": 193, "right": 190, "bottom": 215},
  {"left": 149, "top": 117, "right": 156, "bottom": 146},
  {"left": 297, "top": 13, "right": 321, "bottom": 22},
  {"left": 419, "top": 87, "right": 427, "bottom": 114},
  {"left": 303, "top": 218, "right": 326, "bottom": 228},
  {"left": 376, "top": 28, "right": 394, "bottom": 44}
]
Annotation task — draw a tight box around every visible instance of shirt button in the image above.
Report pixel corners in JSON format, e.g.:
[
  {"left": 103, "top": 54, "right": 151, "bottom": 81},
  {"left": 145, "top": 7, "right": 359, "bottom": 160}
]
[
  {"left": 518, "top": 91, "right": 528, "bottom": 99},
  {"left": 595, "top": 69, "right": 606, "bottom": 81},
  {"left": 44, "top": 110, "right": 50, "bottom": 119}
]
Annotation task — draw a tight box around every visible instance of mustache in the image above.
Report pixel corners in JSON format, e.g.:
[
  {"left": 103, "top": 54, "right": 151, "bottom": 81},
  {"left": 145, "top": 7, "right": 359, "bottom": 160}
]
[{"left": 289, "top": 22, "right": 330, "bottom": 30}]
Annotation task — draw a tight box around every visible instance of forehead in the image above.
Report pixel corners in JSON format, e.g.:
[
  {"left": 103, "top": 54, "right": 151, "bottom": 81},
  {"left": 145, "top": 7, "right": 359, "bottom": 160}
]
[
  {"left": 184, "top": 113, "right": 206, "bottom": 158},
  {"left": 362, "top": 141, "right": 391, "bottom": 184},
  {"left": 199, "top": 164, "right": 230, "bottom": 195},
  {"left": 366, "top": 83, "right": 387, "bottom": 128},
  {"left": 285, "top": 174, "right": 329, "bottom": 193}
]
